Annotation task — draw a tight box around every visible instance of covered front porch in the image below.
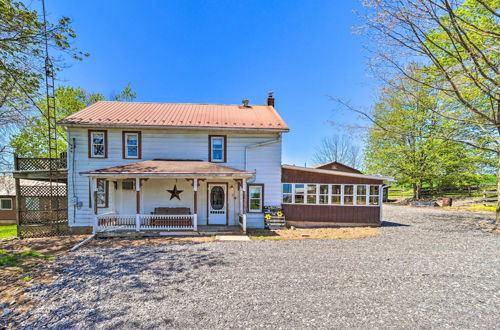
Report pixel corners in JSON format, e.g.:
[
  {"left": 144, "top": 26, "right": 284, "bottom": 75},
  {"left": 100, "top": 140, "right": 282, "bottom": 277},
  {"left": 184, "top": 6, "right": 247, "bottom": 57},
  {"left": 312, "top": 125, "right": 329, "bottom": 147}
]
[{"left": 81, "top": 160, "right": 254, "bottom": 234}]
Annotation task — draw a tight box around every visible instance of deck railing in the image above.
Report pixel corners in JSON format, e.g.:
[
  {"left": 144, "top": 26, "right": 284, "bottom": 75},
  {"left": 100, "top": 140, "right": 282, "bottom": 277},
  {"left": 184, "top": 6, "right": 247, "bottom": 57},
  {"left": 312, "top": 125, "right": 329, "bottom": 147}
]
[
  {"left": 238, "top": 213, "right": 247, "bottom": 233},
  {"left": 94, "top": 213, "right": 197, "bottom": 233},
  {"left": 15, "top": 153, "right": 67, "bottom": 171}
]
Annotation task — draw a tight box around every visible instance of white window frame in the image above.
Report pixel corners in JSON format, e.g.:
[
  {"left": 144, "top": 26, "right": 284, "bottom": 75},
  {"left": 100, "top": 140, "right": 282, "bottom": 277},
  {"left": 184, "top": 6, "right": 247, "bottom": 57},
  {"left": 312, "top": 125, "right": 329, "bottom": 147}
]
[
  {"left": 0, "top": 198, "right": 13, "bottom": 210},
  {"left": 369, "top": 185, "right": 381, "bottom": 206},
  {"left": 318, "top": 184, "right": 329, "bottom": 205},
  {"left": 281, "top": 183, "right": 382, "bottom": 207},
  {"left": 124, "top": 132, "right": 140, "bottom": 159},
  {"left": 282, "top": 183, "right": 293, "bottom": 204},
  {"left": 90, "top": 131, "right": 106, "bottom": 158},
  {"left": 248, "top": 184, "right": 263, "bottom": 213},
  {"left": 306, "top": 184, "right": 317, "bottom": 204},
  {"left": 96, "top": 179, "right": 108, "bottom": 208},
  {"left": 210, "top": 136, "right": 225, "bottom": 162}
]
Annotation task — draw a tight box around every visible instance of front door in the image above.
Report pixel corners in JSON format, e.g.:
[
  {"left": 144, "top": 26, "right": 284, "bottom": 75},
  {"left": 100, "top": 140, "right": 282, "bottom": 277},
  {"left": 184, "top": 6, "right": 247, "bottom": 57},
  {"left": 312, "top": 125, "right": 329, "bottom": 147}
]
[{"left": 208, "top": 183, "right": 227, "bottom": 225}]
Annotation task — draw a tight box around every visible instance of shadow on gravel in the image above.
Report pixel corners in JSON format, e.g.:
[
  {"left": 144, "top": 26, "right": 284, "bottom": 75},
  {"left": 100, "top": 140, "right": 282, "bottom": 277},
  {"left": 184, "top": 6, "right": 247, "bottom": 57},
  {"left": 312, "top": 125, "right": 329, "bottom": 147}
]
[
  {"left": 18, "top": 243, "right": 225, "bottom": 329},
  {"left": 381, "top": 221, "right": 410, "bottom": 227}
]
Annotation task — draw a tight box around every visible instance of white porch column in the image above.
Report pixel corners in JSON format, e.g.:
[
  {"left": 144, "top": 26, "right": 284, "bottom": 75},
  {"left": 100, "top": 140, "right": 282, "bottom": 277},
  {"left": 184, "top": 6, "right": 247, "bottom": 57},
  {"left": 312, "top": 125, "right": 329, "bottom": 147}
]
[
  {"left": 242, "top": 178, "right": 247, "bottom": 213},
  {"left": 379, "top": 184, "right": 384, "bottom": 223},
  {"left": 193, "top": 178, "right": 198, "bottom": 231},
  {"left": 135, "top": 178, "right": 141, "bottom": 231}
]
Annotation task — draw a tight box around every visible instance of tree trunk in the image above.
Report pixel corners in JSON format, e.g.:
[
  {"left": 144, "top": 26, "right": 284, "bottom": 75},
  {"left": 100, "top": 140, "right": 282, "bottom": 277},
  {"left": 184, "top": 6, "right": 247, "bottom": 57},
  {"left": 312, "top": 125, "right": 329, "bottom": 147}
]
[{"left": 413, "top": 182, "right": 422, "bottom": 200}]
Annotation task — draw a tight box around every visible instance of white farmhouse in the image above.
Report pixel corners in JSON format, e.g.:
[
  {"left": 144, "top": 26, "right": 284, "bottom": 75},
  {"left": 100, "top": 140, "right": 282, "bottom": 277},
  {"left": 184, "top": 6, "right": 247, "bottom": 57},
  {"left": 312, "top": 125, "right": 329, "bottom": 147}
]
[{"left": 59, "top": 94, "right": 288, "bottom": 233}]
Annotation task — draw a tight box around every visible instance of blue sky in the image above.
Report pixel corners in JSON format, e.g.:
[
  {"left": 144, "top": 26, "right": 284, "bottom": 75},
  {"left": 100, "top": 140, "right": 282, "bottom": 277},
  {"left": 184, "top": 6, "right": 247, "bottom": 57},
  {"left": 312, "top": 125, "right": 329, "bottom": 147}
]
[{"left": 42, "top": 0, "right": 376, "bottom": 166}]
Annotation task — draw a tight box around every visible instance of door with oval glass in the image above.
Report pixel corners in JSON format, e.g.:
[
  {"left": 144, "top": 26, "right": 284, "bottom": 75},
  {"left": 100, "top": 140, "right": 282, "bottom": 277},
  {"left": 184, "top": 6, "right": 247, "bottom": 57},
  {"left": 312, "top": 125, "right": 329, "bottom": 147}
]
[{"left": 208, "top": 183, "right": 227, "bottom": 225}]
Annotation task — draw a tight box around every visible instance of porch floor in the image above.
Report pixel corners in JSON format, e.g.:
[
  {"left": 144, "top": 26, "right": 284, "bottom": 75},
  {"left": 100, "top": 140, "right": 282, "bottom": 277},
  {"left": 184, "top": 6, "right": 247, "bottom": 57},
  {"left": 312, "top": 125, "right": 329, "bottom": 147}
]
[{"left": 95, "top": 225, "right": 244, "bottom": 238}]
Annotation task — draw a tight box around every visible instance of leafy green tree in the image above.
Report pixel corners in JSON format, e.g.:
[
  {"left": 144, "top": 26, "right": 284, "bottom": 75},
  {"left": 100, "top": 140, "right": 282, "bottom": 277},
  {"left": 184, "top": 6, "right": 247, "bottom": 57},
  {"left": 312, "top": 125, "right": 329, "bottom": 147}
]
[
  {"left": 10, "top": 84, "right": 136, "bottom": 157},
  {"left": 359, "top": 0, "right": 499, "bottom": 220},
  {"left": 364, "top": 73, "right": 484, "bottom": 199},
  {"left": 0, "top": 0, "right": 87, "bottom": 166}
]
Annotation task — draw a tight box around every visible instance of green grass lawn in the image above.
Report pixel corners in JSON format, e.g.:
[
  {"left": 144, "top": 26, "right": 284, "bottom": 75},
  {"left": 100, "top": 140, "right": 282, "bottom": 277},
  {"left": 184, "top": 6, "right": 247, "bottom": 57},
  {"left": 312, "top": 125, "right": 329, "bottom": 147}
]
[{"left": 0, "top": 225, "right": 17, "bottom": 238}]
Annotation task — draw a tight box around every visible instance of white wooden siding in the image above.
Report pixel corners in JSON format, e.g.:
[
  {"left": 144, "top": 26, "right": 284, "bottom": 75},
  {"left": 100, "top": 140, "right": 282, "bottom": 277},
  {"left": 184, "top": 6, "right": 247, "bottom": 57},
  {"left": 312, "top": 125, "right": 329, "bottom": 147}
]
[{"left": 67, "top": 128, "right": 281, "bottom": 228}]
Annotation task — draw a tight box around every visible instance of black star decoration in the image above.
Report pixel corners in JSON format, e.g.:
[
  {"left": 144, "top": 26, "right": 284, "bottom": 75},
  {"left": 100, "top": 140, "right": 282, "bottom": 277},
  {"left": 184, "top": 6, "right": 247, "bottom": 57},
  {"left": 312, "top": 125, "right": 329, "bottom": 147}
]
[{"left": 167, "top": 184, "right": 183, "bottom": 200}]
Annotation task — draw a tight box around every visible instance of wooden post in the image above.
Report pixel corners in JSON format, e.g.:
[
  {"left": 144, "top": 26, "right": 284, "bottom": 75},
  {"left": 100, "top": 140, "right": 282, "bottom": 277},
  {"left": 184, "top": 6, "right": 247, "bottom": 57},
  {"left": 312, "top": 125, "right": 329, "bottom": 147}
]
[
  {"left": 90, "top": 177, "right": 97, "bottom": 215},
  {"left": 379, "top": 184, "right": 384, "bottom": 223},
  {"left": 15, "top": 177, "right": 21, "bottom": 238},
  {"left": 193, "top": 178, "right": 198, "bottom": 213},
  {"left": 135, "top": 178, "right": 140, "bottom": 214}
]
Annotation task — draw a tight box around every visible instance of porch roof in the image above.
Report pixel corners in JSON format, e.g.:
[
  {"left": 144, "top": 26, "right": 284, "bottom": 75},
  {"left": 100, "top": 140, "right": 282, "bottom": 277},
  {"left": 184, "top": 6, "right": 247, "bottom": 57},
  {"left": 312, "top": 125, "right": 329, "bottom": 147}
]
[{"left": 80, "top": 159, "right": 254, "bottom": 178}]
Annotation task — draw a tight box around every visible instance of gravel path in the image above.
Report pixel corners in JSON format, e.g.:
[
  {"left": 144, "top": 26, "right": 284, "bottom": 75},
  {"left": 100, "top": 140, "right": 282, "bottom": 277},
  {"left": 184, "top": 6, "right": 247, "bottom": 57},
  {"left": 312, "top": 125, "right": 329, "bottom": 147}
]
[{"left": 12, "top": 206, "right": 500, "bottom": 329}]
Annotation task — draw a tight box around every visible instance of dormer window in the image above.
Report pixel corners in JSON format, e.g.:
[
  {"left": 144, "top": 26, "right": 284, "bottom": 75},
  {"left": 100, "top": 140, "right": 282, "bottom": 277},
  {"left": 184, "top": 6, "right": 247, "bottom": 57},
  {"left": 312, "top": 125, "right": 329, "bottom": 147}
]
[
  {"left": 122, "top": 131, "right": 141, "bottom": 159},
  {"left": 209, "top": 135, "right": 226, "bottom": 162},
  {"left": 88, "top": 130, "right": 107, "bottom": 158}
]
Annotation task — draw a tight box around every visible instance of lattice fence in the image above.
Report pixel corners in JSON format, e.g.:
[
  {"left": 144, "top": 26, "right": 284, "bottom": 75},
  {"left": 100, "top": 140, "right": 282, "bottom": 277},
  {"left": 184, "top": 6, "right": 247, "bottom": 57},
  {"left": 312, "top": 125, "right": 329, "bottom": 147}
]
[
  {"left": 18, "top": 185, "right": 68, "bottom": 238},
  {"left": 16, "top": 157, "right": 67, "bottom": 171}
]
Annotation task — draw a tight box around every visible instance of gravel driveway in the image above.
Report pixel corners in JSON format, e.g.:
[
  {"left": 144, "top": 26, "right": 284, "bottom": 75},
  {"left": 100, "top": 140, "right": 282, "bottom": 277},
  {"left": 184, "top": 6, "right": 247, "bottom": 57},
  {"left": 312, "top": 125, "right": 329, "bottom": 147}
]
[{"left": 13, "top": 206, "right": 500, "bottom": 329}]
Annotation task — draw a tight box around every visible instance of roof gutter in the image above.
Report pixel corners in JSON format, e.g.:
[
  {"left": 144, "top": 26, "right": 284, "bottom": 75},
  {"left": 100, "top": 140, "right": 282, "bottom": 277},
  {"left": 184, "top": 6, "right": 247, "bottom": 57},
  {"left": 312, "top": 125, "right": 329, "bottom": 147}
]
[
  {"left": 80, "top": 172, "right": 254, "bottom": 178},
  {"left": 58, "top": 122, "right": 290, "bottom": 133}
]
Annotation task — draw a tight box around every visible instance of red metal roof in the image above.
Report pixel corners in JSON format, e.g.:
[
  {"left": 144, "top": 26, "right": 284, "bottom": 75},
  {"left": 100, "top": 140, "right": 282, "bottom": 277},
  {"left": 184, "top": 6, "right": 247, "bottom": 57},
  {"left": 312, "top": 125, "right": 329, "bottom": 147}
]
[
  {"left": 80, "top": 160, "right": 253, "bottom": 177},
  {"left": 59, "top": 101, "right": 289, "bottom": 131}
]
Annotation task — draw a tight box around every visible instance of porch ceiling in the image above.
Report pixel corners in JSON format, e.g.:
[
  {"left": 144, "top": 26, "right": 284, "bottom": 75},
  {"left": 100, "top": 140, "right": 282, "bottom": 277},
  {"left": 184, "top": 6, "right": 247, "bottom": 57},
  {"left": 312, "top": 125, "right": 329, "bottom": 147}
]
[{"left": 80, "top": 159, "right": 254, "bottom": 178}]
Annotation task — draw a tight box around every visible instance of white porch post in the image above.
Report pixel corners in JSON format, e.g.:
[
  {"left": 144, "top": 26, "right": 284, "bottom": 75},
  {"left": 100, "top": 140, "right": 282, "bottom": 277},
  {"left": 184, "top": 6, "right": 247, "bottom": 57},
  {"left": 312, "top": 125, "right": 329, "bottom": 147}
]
[
  {"left": 242, "top": 178, "right": 247, "bottom": 214},
  {"left": 135, "top": 177, "right": 140, "bottom": 231},
  {"left": 193, "top": 178, "right": 198, "bottom": 231},
  {"left": 379, "top": 184, "right": 384, "bottom": 223}
]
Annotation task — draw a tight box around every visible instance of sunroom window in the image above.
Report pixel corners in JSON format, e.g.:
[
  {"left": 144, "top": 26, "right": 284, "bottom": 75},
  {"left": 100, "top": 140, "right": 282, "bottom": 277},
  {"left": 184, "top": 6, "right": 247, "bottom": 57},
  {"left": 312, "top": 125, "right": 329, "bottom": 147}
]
[
  {"left": 356, "top": 185, "right": 367, "bottom": 205},
  {"left": 306, "top": 184, "right": 317, "bottom": 204},
  {"left": 319, "top": 185, "right": 329, "bottom": 204},
  {"left": 344, "top": 185, "right": 354, "bottom": 205},
  {"left": 294, "top": 184, "right": 304, "bottom": 204},
  {"left": 369, "top": 185, "right": 380, "bottom": 205},
  {"left": 282, "top": 184, "right": 292, "bottom": 203},
  {"left": 331, "top": 185, "right": 341, "bottom": 205}
]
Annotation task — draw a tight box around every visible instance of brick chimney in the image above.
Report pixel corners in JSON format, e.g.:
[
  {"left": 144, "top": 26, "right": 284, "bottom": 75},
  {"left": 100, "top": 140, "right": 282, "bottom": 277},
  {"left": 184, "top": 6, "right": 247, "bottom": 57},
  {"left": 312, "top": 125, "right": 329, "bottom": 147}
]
[{"left": 267, "top": 91, "right": 275, "bottom": 107}]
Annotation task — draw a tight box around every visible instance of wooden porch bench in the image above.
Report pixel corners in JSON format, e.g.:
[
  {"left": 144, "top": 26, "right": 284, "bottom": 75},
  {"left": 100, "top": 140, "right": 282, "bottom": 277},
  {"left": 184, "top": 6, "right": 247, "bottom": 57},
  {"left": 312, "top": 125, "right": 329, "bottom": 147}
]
[{"left": 150, "top": 207, "right": 192, "bottom": 227}]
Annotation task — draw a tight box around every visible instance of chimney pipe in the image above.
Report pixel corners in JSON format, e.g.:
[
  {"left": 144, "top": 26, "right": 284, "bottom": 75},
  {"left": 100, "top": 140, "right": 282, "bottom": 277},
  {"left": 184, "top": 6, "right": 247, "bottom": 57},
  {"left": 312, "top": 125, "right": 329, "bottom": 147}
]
[{"left": 267, "top": 91, "right": 275, "bottom": 107}]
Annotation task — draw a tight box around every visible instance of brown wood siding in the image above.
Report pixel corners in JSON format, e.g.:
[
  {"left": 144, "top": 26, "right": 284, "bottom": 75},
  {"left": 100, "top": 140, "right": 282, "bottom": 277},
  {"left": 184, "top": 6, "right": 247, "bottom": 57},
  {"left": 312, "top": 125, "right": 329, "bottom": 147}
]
[
  {"left": 0, "top": 196, "right": 16, "bottom": 223},
  {"left": 282, "top": 204, "right": 380, "bottom": 224},
  {"left": 315, "top": 162, "right": 362, "bottom": 174},
  {"left": 282, "top": 168, "right": 383, "bottom": 184}
]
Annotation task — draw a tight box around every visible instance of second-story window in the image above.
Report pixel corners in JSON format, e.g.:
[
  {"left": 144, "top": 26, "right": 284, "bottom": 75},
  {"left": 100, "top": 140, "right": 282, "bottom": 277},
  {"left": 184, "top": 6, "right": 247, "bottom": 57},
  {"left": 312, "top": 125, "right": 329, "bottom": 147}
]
[
  {"left": 123, "top": 131, "right": 141, "bottom": 159},
  {"left": 209, "top": 135, "right": 226, "bottom": 162},
  {"left": 89, "top": 130, "right": 107, "bottom": 158}
]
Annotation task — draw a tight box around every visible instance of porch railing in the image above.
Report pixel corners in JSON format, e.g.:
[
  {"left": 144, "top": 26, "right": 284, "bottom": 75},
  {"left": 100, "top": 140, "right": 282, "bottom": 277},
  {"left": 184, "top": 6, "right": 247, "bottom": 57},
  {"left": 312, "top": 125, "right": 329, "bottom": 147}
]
[
  {"left": 238, "top": 213, "right": 247, "bottom": 233},
  {"left": 94, "top": 213, "right": 197, "bottom": 233}
]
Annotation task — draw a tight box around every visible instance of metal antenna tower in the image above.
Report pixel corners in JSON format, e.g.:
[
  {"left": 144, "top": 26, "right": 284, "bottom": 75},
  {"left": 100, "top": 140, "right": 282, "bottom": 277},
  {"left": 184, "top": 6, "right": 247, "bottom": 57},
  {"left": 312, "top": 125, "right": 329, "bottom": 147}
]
[{"left": 42, "top": 0, "right": 59, "bottom": 227}]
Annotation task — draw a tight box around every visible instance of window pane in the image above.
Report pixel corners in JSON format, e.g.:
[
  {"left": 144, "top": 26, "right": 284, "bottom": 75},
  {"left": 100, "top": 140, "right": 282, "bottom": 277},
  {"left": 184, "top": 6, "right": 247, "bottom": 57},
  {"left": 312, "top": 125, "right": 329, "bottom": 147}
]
[
  {"left": 282, "top": 183, "right": 292, "bottom": 194},
  {"left": 357, "top": 196, "right": 367, "bottom": 205},
  {"left": 369, "top": 196, "right": 379, "bottom": 205},
  {"left": 212, "top": 149, "right": 223, "bottom": 160},
  {"left": 282, "top": 194, "right": 292, "bottom": 203},
  {"left": 93, "top": 145, "right": 104, "bottom": 156},
  {"left": 92, "top": 133, "right": 104, "bottom": 144},
  {"left": 344, "top": 185, "right": 354, "bottom": 195},
  {"left": 331, "top": 185, "right": 341, "bottom": 195},
  {"left": 250, "top": 187, "right": 261, "bottom": 199},
  {"left": 319, "top": 195, "right": 328, "bottom": 204},
  {"left": 307, "top": 195, "right": 316, "bottom": 204},
  {"left": 357, "top": 185, "right": 366, "bottom": 195},
  {"left": 319, "top": 185, "right": 328, "bottom": 194},
  {"left": 331, "top": 195, "right": 341, "bottom": 205},
  {"left": 250, "top": 199, "right": 261, "bottom": 210},
  {"left": 97, "top": 180, "right": 107, "bottom": 207},
  {"left": 295, "top": 184, "right": 304, "bottom": 194},
  {"left": 126, "top": 135, "right": 138, "bottom": 145},
  {"left": 295, "top": 194, "right": 304, "bottom": 204},
  {"left": 127, "top": 146, "right": 138, "bottom": 157},
  {"left": 344, "top": 196, "right": 354, "bottom": 205},
  {"left": 1, "top": 199, "right": 12, "bottom": 209},
  {"left": 212, "top": 138, "right": 223, "bottom": 148},
  {"left": 370, "top": 185, "right": 379, "bottom": 195},
  {"left": 307, "top": 184, "right": 317, "bottom": 195}
]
